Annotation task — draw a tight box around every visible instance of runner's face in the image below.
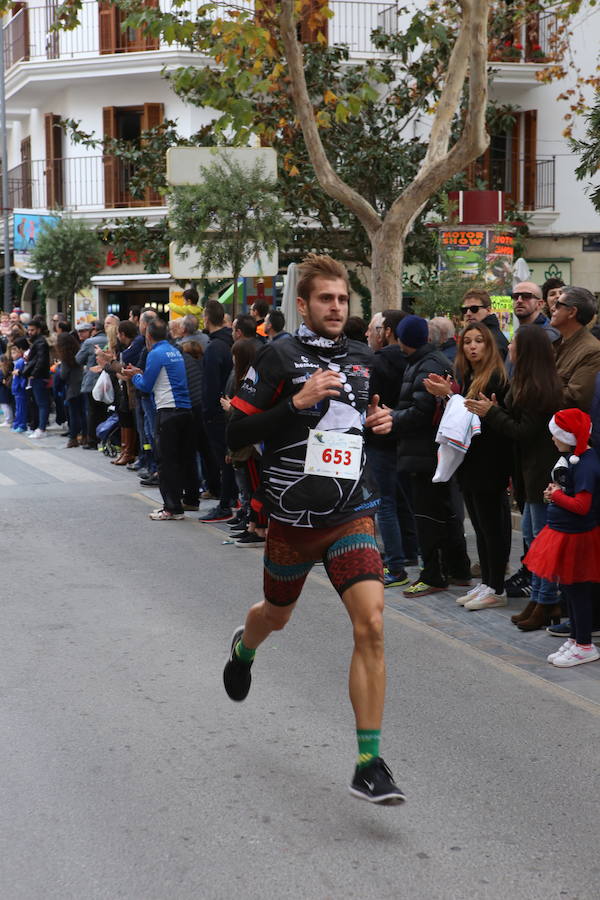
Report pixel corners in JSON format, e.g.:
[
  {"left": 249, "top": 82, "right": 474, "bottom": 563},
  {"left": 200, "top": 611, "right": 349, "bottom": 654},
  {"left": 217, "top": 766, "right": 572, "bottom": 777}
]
[{"left": 298, "top": 277, "right": 349, "bottom": 339}]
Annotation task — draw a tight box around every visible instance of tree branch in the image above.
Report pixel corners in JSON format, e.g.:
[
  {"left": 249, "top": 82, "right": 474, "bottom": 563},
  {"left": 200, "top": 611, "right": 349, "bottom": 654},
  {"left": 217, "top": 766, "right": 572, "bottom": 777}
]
[{"left": 279, "top": 0, "right": 382, "bottom": 237}]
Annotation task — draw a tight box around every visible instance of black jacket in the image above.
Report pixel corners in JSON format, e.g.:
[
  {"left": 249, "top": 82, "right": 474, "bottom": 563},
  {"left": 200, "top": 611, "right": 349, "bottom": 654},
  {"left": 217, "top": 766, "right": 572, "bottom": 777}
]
[
  {"left": 458, "top": 371, "right": 512, "bottom": 492},
  {"left": 22, "top": 335, "right": 50, "bottom": 380},
  {"left": 482, "top": 313, "right": 509, "bottom": 360},
  {"left": 368, "top": 344, "right": 408, "bottom": 451},
  {"left": 391, "top": 344, "right": 453, "bottom": 473},
  {"left": 182, "top": 352, "right": 203, "bottom": 410},
  {"left": 485, "top": 388, "right": 559, "bottom": 506},
  {"left": 202, "top": 327, "right": 233, "bottom": 419}
]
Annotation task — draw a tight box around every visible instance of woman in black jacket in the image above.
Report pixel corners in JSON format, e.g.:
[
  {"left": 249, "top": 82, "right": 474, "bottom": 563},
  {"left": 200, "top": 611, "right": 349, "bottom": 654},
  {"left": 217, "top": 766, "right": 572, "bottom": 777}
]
[
  {"left": 426, "top": 322, "right": 512, "bottom": 609},
  {"left": 56, "top": 333, "right": 84, "bottom": 447},
  {"left": 22, "top": 315, "right": 51, "bottom": 437},
  {"left": 466, "top": 324, "right": 564, "bottom": 630}
]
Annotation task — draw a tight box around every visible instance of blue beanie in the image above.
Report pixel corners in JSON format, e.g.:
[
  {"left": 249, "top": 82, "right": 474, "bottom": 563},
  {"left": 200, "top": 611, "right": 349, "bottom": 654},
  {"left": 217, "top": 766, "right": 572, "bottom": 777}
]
[{"left": 396, "top": 314, "right": 429, "bottom": 349}]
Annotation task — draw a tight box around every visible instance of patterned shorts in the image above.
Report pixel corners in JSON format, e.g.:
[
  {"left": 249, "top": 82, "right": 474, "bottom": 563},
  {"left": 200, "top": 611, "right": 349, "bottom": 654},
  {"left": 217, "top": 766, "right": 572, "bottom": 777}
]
[{"left": 263, "top": 516, "right": 383, "bottom": 607}]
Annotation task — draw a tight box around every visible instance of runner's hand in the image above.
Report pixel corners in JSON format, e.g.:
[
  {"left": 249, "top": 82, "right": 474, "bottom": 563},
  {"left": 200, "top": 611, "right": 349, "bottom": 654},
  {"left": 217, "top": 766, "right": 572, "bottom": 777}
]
[
  {"left": 365, "top": 394, "right": 393, "bottom": 434},
  {"left": 291, "top": 368, "right": 342, "bottom": 410}
]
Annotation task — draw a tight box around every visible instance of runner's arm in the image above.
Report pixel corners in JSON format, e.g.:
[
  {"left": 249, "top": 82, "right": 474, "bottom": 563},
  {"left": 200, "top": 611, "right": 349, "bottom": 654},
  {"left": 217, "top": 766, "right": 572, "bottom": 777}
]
[{"left": 227, "top": 399, "right": 296, "bottom": 449}]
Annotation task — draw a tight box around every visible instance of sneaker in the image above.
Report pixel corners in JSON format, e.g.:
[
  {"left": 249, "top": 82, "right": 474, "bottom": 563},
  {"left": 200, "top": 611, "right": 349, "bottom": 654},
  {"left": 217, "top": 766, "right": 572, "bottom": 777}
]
[
  {"left": 504, "top": 567, "right": 532, "bottom": 599},
  {"left": 383, "top": 570, "right": 409, "bottom": 588},
  {"left": 140, "top": 474, "right": 160, "bottom": 487},
  {"left": 201, "top": 490, "right": 218, "bottom": 501},
  {"left": 29, "top": 428, "right": 46, "bottom": 439},
  {"left": 552, "top": 644, "right": 600, "bottom": 668},
  {"left": 546, "top": 621, "right": 571, "bottom": 637},
  {"left": 223, "top": 626, "right": 252, "bottom": 701},
  {"left": 470, "top": 561, "right": 481, "bottom": 577},
  {"left": 199, "top": 505, "right": 233, "bottom": 523},
  {"left": 464, "top": 587, "right": 507, "bottom": 610},
  {"left": 456, "top": 583, "right": 485, "bottom": 606},
  {"left": 547, "top": 639, "right": 575, "bottom": 663},
  {"left": 0, "top": 421, "right": 10, "bottom": 428},
  {"left": 127, "top": 458, "right": 145, "bottom": 471},
  {"left": 182, "top": 503, "right": 200, "bottom": 511},
  {"left": 235, "top": 532, "right": 266, "bottom": 547},
  {"left": 226, "top": 513, "right": 246, "bottom": 526},
  {"left": 403, "top": 581, "right": 445, "bottom": 598},
  {"left": 12, "top": 425, "right": 26, "bottom": 433},
  {"left": 349, "top": 757, "right": 406, "bottom": 806},
  {"left": 148, "top": 508, "right": 184, "bottom": 521}
]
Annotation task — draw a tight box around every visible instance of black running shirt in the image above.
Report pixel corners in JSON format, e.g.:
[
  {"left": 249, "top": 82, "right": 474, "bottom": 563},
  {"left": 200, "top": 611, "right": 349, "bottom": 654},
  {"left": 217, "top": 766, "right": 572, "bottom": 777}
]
[{"left": 230, "top": 333, "right": 379, "bottom": 528}]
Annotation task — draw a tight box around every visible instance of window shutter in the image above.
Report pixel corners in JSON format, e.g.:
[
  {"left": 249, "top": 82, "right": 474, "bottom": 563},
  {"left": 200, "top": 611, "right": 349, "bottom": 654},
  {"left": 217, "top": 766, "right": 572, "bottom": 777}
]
[
  {"left": 523, "top": 110, "right": 537, "bottom": 210},
  {"left": 20, "top": 136, "right": 32, "bottom": 207},
  {"left": 99, "top": 1, "right": 117, "bottom": 55},
  {"left": 144, "top": 0, "right": 159, "bottom": 51},
  {"left": 44, "top": 113, "right": 64, "bottom": 208},
  {"left": 103, "top": 107, "right": 118, "bottom": 207},
  {"left": 11, "top": 2, "right": 30, "bottom": 64},
  {"left": 299, "top": 0, "right": 328, "bottom": 44},
  {"left": 509, "top": 114, "right": 521, "bottom": 206},
  {"left": 142, "top": 103, "right": 164, "bottom": 206}
]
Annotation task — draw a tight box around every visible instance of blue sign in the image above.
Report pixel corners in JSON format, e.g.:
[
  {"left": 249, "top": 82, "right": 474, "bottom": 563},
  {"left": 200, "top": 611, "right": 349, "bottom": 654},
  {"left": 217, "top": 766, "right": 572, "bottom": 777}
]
[{"left": 13, "top": 214, "right": 60, "bottom": 252}]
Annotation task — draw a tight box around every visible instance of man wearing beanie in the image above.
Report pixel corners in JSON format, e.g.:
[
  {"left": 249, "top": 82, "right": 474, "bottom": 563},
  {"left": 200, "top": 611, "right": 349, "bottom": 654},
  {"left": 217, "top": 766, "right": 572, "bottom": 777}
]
[{"left": 367, "top": 314, "right": 471, "bottom": 596}]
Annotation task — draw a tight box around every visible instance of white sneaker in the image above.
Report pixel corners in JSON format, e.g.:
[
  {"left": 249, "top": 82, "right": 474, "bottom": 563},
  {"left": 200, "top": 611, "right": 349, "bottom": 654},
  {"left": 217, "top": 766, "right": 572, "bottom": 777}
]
[
  {"left": 552, "top": 644, "right": 600, "bottom": 668},
  {"left": 0, "top": 421, "right": 11, "bottom": 428},
  {"left": 456, "top": 583, "right": 485, "bottom": 605},
  {"left": 547, "top": 639, "right": 575, "bottom": 663},
  {"left": 465, "top": 587, "right": 507, "bottom": 610}
]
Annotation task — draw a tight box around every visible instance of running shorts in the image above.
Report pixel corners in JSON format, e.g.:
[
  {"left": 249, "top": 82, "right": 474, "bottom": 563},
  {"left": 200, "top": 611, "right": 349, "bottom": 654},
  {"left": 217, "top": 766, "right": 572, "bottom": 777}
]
[{"left": 263, "top": 516, "right": 383, "bottom": 607}]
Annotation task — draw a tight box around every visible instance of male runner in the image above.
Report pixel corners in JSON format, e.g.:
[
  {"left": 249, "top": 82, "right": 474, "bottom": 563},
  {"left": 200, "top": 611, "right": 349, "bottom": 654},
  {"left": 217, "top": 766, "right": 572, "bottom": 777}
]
[{"left": 223, "top": 254, "right": 405, "bottom": 805}]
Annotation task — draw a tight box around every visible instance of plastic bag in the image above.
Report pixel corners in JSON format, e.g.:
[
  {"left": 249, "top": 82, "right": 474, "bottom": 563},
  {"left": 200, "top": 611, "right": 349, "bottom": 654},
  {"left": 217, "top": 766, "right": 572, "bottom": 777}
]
[{"left": 92, "top": 370, "right": 114, "bottom": 405}]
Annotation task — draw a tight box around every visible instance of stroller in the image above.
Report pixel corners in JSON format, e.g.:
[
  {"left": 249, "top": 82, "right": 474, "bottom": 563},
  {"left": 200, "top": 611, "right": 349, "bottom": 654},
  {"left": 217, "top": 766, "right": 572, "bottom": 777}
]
[{"left": 96, "top": 412, "right": 120, "bottom": 459}]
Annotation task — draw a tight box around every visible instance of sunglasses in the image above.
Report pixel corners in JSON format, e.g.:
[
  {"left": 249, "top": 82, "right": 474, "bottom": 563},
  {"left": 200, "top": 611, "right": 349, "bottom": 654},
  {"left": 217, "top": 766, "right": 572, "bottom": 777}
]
[
  {"left": 460, "top": 305, "right": 485, "bottom": 315},
  {"left": 554, "top": 300, "right": 572, "bottom": 310},
  {"left": 511, "top": 292, "right": 540, "bottom": 301}
]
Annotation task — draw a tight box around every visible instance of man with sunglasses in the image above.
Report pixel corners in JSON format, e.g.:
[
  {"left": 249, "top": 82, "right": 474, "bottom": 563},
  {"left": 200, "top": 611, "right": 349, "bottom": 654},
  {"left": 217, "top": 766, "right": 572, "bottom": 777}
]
[
  {"left": 512, "top": 282, "right": 560, "bottom": 341},
  {"left": 551, "top": 286, "right": 600, "bottom": 411},
  {"left": 460, "top": 289, "right": 508, "bottom": 360}
]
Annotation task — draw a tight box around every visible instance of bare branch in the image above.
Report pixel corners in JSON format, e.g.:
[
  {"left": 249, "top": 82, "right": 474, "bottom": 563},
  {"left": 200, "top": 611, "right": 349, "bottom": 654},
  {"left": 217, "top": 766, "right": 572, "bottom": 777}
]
[{"left": 279, "top": 0, "right": 382, "bottom": 236}]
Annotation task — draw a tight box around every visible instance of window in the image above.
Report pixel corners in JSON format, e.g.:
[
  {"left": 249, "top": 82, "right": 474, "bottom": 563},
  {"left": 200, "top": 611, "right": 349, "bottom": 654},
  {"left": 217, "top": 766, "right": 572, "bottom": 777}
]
[
  {"left": 99, "top": 0, "right": 159, "bottom": 55},
  {"left": 102, "top": 104, "right": 164, "bottom": 208}
]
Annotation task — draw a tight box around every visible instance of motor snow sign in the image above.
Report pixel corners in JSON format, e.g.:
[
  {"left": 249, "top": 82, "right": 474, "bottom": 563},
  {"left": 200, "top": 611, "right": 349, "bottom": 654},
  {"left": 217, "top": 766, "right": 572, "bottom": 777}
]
[{"left": 166, "top": 147, "right": 279, "bottom": 280}]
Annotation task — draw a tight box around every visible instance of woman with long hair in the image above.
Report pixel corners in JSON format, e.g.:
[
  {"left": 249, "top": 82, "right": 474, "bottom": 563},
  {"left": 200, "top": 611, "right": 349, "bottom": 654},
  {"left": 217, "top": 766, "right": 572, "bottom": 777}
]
[
  {"left": 56, "top": 332, "right": 84, "bottom": 447},
  {"left": 425, "top": 322, "right": 512, "bottom": 609},
  {"left": 222, "top": 338, "right": 267, "bottom": 546},
  {"left": 466, "top": 324, "right": 565, "bottom": 630}
]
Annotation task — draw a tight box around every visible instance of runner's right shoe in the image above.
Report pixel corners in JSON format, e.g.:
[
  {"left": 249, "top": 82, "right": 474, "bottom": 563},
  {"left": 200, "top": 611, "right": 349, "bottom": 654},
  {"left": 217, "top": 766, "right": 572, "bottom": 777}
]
[
  {"left": 349, "top": 757, "right": 406, "bottom": 805},
  {"left": 223, "top": 627, "right": 253, "bottom": 701}
]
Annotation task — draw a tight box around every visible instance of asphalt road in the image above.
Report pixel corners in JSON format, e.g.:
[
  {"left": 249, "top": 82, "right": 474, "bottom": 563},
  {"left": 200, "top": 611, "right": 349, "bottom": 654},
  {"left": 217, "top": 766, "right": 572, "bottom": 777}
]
[{"left": 1, "top": 427, "right": 599, "bottom": 900}]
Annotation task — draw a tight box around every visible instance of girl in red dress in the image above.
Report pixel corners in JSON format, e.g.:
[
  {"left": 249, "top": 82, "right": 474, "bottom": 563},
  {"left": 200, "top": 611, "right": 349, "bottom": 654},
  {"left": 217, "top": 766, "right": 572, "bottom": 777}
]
[{"left": 525, "top": 408, "right": 600, "bottom": 667}]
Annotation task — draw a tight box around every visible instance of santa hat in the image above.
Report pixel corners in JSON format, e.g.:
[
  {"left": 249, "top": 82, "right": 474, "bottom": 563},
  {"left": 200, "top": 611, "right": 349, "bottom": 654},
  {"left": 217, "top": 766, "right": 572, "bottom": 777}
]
[{"left": 549, "top": 408, "right": 592, "bottom": 464}]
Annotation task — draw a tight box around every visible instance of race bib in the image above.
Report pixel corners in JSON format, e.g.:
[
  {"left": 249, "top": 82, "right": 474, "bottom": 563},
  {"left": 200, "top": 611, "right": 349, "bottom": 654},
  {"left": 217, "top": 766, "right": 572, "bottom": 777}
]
[{"left": 304, "top": 429, "right": 363, "bottom": 480}]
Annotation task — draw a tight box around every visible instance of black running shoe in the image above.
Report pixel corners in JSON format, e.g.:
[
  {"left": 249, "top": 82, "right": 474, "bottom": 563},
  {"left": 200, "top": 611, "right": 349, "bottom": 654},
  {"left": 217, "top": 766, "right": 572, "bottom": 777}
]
[
  {"left": 349, "top": 757, "right": 406, "bottom": 805},
  {"left": 223, "top": 627, "right": 252, "bottom": 701},
  {"left": 504, "top": 567, "right": 531, "bottom": 598}
]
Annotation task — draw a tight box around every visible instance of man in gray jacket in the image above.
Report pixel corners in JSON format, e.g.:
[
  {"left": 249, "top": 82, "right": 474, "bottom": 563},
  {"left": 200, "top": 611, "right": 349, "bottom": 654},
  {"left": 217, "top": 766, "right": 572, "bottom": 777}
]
[{"left": 76, "top": 320, "right": 108, "bottom": 449}]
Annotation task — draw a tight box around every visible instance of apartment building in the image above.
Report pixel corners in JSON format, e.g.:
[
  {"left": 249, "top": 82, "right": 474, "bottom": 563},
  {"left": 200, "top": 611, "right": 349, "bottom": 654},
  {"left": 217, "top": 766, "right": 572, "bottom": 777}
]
[{"left": 1, "top": 1, "right": 599, "bottom": 321}]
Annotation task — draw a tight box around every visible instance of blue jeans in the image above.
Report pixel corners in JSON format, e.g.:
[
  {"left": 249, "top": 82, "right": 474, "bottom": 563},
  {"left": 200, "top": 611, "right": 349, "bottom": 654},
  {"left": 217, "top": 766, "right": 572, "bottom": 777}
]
[
  {"left": 523, "top": 501, "right": 558, "bottom": 606},
  {"left": 31, "top": 378, "right": 50, "bottom": 431},
  {"left": 66, "top": 394, "right": 85, "bottom": 440},
  {"left": 367, "top": 444, "right": 418, "bottom": 573},
  {"left": 141, "top": 395, "right": 157, "bottom": 473}
]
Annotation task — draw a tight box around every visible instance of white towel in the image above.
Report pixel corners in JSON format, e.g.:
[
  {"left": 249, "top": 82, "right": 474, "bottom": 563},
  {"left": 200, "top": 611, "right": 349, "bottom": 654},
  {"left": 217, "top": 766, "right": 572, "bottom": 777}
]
[{"left": 432, "top": 395, "right": 481, "bottom": 483}]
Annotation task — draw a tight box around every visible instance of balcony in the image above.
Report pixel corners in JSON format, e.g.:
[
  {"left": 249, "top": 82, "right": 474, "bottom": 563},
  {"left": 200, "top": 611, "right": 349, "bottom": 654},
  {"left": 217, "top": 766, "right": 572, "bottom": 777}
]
[
  {"left": 2, "top": 0, "right": 399, "bottom": 73},
  {"left": 488, "top": 12, "right": 556, "bottom": 85},
  {"left": 1, "top": 155, "right": 164, "bottom": 213},
  {"left": 487, "top": 156, "right": 556, "bottom": 211}
]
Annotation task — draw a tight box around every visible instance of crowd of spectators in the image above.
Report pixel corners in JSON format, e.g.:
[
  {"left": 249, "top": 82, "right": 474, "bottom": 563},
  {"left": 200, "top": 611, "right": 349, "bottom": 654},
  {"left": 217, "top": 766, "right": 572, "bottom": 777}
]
[{"left": 2, "top": 274, "right": 600, "bottom": 667}]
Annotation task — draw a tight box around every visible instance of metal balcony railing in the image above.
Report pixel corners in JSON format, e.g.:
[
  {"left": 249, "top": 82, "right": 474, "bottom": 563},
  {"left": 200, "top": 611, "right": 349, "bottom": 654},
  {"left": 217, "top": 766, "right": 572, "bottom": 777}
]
[
  {"left": 1, "top": 156, "right": 165, "bottom": 211},
  {"left": 487, "top": 156, "right": 555, "bottom": 210},
  {"left": 2, "top": 0, "right": 399, "bottom": 70}
]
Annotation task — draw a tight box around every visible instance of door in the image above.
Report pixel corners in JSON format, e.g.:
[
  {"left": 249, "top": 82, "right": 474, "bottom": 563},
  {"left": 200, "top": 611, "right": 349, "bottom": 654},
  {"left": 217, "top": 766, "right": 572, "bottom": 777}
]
[{"left": 45, "top": 114, "right": 64, "bottom": 208}]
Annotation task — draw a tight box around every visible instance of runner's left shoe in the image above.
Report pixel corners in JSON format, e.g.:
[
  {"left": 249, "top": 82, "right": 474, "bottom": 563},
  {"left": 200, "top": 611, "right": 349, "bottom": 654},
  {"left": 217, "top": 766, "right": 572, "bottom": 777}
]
[
  {"left": 349, "top": 757, "right": 406, "bottom": 805},
  {"left": 223, "top": 627, "right": 253, "bottom": 701}
]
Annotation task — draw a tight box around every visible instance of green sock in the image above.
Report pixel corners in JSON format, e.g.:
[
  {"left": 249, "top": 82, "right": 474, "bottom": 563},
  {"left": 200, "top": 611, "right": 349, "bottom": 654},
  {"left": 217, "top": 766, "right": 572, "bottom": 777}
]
[
  {"left": 235, "top": 640, "right": 256, "bottom": 664},
  {"left": 357, "top": 729, "right": 381, "bottom": 769}
]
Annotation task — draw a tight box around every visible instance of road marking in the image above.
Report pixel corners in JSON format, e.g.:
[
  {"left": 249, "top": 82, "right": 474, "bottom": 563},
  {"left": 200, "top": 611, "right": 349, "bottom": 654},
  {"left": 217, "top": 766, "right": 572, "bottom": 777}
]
[
  {"left": 7, "top": 449, "right": 109, "bottom": 483},
  {"left": 0, "top": 472, "right": 16, "bottom": 485}
]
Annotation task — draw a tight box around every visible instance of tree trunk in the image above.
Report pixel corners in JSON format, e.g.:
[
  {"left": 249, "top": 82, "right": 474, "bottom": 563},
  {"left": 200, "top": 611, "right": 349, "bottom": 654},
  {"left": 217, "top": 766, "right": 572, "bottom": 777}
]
[{"left": 370, "top": 226, "right": 404, "bottom": 312}]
